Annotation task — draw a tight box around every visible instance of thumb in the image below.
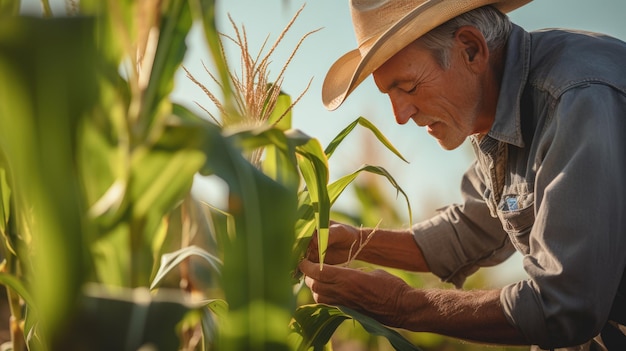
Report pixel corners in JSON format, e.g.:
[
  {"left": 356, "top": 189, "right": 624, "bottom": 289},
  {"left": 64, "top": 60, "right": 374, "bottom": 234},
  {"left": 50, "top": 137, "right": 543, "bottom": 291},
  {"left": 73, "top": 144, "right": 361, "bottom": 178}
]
[
  {"left": 299, "top": 259, "right": 345, "bottom": 284},
  {"left": 298, "top": 259, "right": 322, "bottom": 279}
]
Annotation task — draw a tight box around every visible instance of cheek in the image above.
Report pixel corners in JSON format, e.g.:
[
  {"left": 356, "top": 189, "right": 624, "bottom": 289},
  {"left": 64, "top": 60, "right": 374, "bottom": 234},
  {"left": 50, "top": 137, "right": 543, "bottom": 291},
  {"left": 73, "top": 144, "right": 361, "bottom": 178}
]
[{"left": 437, "top": 84, "right": 480, "bottom": 127}]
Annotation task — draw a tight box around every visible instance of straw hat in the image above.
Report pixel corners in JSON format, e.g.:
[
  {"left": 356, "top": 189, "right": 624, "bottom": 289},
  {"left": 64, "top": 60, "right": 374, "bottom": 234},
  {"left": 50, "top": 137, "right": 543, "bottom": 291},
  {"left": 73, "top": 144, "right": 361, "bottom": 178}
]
[{"left": 322, "top": 0, "right": 532, "bottom": 110}]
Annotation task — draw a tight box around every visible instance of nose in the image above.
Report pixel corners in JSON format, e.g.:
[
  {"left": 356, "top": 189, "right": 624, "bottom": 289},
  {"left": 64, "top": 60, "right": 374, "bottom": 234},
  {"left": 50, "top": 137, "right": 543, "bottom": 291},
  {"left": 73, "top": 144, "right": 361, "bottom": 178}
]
[{"left": 389, "top": 92, "right": 416, "bottom": 125}]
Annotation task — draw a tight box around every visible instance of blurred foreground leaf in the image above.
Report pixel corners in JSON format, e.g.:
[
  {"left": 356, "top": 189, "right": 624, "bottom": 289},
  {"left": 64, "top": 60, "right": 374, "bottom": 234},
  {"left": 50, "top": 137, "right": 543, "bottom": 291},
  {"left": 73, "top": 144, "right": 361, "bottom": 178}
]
[{"left": 0, "top": 16, "right": 97, "bottom": 343}]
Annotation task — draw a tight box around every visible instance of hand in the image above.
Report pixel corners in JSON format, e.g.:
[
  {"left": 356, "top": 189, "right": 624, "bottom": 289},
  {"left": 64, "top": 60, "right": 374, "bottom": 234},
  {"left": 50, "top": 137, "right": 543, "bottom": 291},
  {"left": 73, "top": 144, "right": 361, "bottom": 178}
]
[
  {"left": 298, "top": 259, "right": 412, "bottom": 328},
  {"left": 306, "top": 221, "right": 367, "bottom": 265}
]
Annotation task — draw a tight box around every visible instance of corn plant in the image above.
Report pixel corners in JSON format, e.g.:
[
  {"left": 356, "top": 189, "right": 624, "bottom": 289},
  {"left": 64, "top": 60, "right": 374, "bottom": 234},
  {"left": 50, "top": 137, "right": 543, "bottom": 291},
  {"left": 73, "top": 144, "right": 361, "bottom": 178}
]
[{"left": 0, "top": 0, "right": 420, "bottom": 350}]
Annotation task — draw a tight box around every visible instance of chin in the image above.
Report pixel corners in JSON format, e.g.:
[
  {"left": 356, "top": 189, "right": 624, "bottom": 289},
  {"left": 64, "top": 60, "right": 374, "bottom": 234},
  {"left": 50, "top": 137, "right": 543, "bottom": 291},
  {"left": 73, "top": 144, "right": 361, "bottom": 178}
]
[{"left": 437, "top": 138, "right": 465, "bottom": 150}]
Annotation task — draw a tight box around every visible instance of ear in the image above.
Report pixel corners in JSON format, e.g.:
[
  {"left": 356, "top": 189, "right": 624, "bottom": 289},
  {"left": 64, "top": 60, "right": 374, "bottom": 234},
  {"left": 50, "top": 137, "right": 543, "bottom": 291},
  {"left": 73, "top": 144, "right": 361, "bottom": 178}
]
[{"left": 454, "top": 26, "right": 489, "bottom": 72}]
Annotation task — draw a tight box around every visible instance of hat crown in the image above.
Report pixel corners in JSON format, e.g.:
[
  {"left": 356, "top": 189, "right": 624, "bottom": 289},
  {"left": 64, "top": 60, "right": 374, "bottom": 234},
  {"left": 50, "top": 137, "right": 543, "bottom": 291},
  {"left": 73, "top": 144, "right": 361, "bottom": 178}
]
[{"left": 351, "top": 0, "right": 429, "bottom": 54}]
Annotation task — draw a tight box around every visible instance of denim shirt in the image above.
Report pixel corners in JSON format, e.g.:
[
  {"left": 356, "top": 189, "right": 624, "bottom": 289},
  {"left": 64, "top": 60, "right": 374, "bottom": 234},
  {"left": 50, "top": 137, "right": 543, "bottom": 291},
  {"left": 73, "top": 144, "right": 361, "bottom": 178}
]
[{"left": 412, "top": 24, "right": 626, "bottom": 349}]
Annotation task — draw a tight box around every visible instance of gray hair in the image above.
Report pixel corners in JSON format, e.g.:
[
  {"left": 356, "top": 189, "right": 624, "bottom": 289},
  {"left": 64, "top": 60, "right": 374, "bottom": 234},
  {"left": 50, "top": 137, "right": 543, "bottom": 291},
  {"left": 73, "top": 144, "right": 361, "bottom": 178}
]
[{"left": 417, "top": 5, "right": 513, "bottom": 68}]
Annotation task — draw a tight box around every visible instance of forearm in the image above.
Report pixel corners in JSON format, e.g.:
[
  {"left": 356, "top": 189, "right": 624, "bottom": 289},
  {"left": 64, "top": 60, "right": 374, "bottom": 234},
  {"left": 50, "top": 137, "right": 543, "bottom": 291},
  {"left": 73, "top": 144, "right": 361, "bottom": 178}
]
[
  {"left": 355, "top": 228, "right": 429, "bottom": 272},
  {"left": 400, "top": 288, "right": 527, "bottom": 345}
]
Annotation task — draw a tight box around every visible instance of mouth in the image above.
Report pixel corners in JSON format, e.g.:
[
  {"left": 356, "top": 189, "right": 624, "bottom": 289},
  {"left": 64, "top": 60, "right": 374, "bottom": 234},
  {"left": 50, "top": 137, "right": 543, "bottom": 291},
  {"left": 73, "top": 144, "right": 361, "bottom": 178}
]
[
  {"left": 415, "top": 119, "right": 433, "bottom": 128},
  {"left": 414, "top": 115, "right": 438, "bottom": 128}
]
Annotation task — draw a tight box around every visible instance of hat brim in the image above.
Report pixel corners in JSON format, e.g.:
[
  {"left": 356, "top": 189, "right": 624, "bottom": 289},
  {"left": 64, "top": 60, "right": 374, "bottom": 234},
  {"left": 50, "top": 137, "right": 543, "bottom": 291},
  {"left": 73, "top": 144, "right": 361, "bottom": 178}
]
[{"left": 322, "top": 0, "right": 532, "bottom": 111}]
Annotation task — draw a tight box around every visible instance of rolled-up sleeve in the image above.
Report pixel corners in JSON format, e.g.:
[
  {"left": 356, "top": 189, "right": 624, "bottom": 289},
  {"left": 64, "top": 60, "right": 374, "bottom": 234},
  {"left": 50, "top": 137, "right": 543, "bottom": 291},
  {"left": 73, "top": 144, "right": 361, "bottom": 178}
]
[
  {"left": 412, "top": 162, "right": 515, "bottom": 288},
  {"left": 500, "top": 85, "right": 626, "bottom": 348}
]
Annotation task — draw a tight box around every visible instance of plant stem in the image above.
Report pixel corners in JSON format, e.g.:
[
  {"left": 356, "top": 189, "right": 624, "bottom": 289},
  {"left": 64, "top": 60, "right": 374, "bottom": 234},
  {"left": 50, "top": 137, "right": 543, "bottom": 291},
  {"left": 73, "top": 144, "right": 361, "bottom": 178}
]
[
  {"left": 5, "top": 256, "right": 25, "bottom": 351},
  {"left": 40, "top": 0, "right": 52, "bottom": 17}
]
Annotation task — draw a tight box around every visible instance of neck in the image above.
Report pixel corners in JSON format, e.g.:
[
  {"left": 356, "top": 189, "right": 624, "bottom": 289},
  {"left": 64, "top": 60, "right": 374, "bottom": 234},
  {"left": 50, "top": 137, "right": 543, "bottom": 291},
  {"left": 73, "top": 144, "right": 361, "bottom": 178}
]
[{"left": 475, "top": 47, "right": 505, "bottom": 134}]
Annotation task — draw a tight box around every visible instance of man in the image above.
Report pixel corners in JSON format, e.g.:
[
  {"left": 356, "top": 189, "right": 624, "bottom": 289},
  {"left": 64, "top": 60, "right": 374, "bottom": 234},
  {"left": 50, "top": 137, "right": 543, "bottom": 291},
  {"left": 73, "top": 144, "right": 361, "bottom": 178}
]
[{"left": 298, "top": 0, "right": 626, "bottom": 350}]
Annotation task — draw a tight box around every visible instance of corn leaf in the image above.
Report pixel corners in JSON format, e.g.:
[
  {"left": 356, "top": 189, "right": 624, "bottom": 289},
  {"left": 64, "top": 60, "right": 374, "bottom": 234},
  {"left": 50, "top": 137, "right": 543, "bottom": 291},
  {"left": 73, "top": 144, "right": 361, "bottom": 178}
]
[
  {"left": 0, "top": 14, "right": 97, "bottom": 331},
  {"left": 0, "top": 165, "right": 9, "bottom": 237},
  {"left": 330, "top": 165, "right": 412, "bottom": 225},
  {"left": 292, "top": 304, "right": 421, "bottom": 351},
  {"left": 130, "top": 142, "right": 204, "bottom": 221},
  {"left": 0, "top": 273, "right": 35, "bottom": 312},
  {"left": 292, "top": 164, "right": 412, "bottom": 277},
  {"left": 294, "top": 137, "right": 331, "bottom": 269},
  {"left": 267, "top": 88, "right": 293, "bottom": 131},
  {"left": 190, "top": 0, "right": 234, "bottom": 108},
  {"left": 264, "top": 91, "right": 296, "bottom": 188},
  {"left": 0, "top": 0, "right": 19, "bottom": 16},
  {"left": 150, "top": 245, "right": 222, "bottom": 290},
  {"left": 295, "top": 164, "right": 412, "bottom": 240},
  {"left": 227, "top": 125, "right": 304, "bottom": 192},
  {"left": 292, "top": 117, "right": 409, "bottom": 269},
  {"left": 138, "top": 0, "right": 192, "bottom": 138},
  {"left": 174, "top": 104, "right": 297, "bottom": 349},
  {"left": 200, "top": 298, "right": 227, "bottom": 347},
  {"left": 325, "top": 116, "right": 408, "bottom": 163}
]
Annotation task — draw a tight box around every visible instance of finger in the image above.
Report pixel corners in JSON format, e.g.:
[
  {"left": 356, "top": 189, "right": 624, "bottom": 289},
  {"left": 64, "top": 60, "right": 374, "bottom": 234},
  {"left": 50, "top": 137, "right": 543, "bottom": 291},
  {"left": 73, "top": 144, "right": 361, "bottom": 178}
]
[
  {"left": 305, "top": 241, "right": 320, "bottom": 262},
  {"left": 298, "top": 259, "right": 322, "bottom": 279},
  {"left": 303, "top": 274, "right": 338, "bottom": 305},
  {"left": 305, "top": 231, "right": 321, "bottom": 261},
  {"left": 299, "top": 259, "right": 343, "bottom": 283}
]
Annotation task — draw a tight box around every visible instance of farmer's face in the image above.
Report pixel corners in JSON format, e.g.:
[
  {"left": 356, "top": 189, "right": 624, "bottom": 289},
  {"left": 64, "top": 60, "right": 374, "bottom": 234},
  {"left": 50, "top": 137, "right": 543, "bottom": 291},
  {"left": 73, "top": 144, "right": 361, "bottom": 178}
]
[{"left": 373, "top": 35, "right": 493, "bottom": 150}]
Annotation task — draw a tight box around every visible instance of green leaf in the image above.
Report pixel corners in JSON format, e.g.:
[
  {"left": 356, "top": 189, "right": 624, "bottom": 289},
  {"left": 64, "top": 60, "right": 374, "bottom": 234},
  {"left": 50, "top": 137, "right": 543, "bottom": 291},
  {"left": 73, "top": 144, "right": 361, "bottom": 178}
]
[
  {"left": 292, "top": 164, "right": 412, "bottom": 277},
  {"left": 0, "top": 16, "right": 97, "bottom": 340},
  {"left": 292, "top": 117, "right": 409, "bottom": 269},
  {"left": 329, "top": 165, "right": 412, "bottom": 225},
  {"left": 291, "top": 304, "right": 348, "bottom": 351},
  {"left": 91, "top": 222, "right": 131, "bottom": 287},
  {"left": 292, "top": 304, "right": 421, "bottom": 351},
  {"left": 337, "top": 306, "right": 422, "bottom": 351},
  {"left": 295, "top": 164, "right": 412, "bottom": 241},
  {"left": 80, "top": 118, "right": 127, "bottom": 226},
  {"left": 198, "top": 298, "right": 228, "bottom": 347},
  {"left": 0, "top": 165, "right": 10, "bottom": 237},
  {"left": 204, "top": 299, "right": 228, "bottom": 318},
  {"left": 190, "top": 0, "right": 235, "bottom": 110},
  {"left": 267, "top": 88, "right": 293, "bottom": 131},
  {"left": 294, "top": 137, "right": 331, "bottom": 268},
  {"left": 325, "top": 116, "right": 408, "bottom": 163},
  {"left": 138, "top": 0, "right": 193, "bottom": 138},
  {"left": 150, "top": 245, "right": 222, "bottom": 290},
  {"left": 0, "top": 0, "right": 19, "bottom": 17},
  {"left": 130, "top": 143, "right": 204, "bottom": 221},
  {"left": 175, "top": 106, "right": 297, "bottom": 348},
  {"left": 227, "top": 125, "right": 304, "bottom": 192},
  {"left": 0, "top": 273, "right": 35, "bottom": 311}
]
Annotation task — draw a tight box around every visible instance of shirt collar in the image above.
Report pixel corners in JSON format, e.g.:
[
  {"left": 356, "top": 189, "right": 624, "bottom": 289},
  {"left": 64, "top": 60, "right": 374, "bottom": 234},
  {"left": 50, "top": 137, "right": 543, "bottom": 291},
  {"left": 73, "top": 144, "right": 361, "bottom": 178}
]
[{"left": 487, "top": 24, "right": 530, "bottom": 148}]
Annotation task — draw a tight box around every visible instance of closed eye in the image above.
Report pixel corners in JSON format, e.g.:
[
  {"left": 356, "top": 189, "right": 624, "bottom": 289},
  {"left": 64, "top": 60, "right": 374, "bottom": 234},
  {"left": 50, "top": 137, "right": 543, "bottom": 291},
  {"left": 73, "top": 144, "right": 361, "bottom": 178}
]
[{"left": 405, "top": 84, "right": 418, "bottom": 94}]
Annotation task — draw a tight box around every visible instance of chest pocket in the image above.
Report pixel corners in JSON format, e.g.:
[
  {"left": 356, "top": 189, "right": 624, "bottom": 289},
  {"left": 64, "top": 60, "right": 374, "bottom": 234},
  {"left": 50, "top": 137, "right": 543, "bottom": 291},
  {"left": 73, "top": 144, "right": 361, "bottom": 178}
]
[{"left": 496, "top": 190, "right": 535, "bottom": 255}]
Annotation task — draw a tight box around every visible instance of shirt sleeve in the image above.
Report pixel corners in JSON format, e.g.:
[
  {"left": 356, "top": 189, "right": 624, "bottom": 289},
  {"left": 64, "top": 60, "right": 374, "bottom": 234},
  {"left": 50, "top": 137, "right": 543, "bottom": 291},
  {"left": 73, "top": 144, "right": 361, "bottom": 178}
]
[
  {"left": 500, "top": 85, "right": 626, "bottom": 348},
  {"left": 412, "top": 161, "right": 515, "bottom": 288}
]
